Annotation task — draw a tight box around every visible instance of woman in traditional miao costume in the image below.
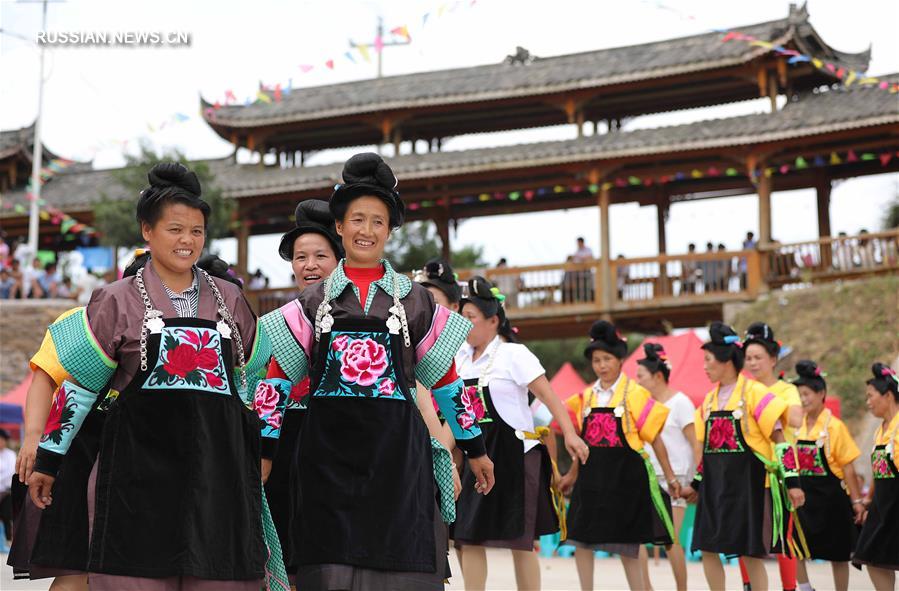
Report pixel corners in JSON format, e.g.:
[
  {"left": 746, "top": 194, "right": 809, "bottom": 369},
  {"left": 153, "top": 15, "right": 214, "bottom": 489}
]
[
  {"left": 788, "top": 360, "right": 864, "bottom": 591},
  {"left": 853, "top": 362, "right": 899, "bottom": 590},
  {"left": 636, "top": 343, "right": 698, "bottom": 591},
  {"left": 451, "top": 276, "right": 586, "bottom": 591},
  {"left": 254, "top": 152, "right": 493, "bottom": 590},
  {"left": 254, "top": 199, "right": 344, "bottom": 584},
  {"left": 743, "top": 321, "right": 805, "bottom": 591},
  {"left": 7, "top": 253, "right": 244, "bottom": 591},
  {"left": 561, "top": 320, "right": 680, "bottom": 591},
  {"left": 26, "top": 162, "right": 282, "bottom": 591},
  {"left": 686, "top": 321, "right": 805, "bottom": 591}
]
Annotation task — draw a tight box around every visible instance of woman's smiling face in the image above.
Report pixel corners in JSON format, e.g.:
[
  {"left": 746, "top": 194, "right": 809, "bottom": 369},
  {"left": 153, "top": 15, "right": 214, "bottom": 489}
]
[{"left": 336, "top": 196, "right": 390, "bottom": 268}]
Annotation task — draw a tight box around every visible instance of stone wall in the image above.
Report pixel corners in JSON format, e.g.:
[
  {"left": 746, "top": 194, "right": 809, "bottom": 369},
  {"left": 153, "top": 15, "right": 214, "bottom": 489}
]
[{"left": 0, "top": 299, "right": 75, "bottom": 394}]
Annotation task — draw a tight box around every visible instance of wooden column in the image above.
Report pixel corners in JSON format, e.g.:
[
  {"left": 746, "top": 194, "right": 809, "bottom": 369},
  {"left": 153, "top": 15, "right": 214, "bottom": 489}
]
[
  {"left": 236, "top": 220, "right": 249, "bottom": 279},
  {"left": 758, "top": 173, "right": 772, "bottom": 245},
  {"left": 599, "top": 184, "right": 612, "bottom": 313},
  {"left": 657, "top": 198, "right": 669, "bottom": 296},
  {"left": 434, "top": 216, "right": 451, "bottom": 261},
  {"left": 816, "top": 176, "right": 833, "bottom": 269}
]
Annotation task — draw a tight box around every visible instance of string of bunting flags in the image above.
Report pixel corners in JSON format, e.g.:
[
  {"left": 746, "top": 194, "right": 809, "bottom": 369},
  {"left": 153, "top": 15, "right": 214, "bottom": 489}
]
[
  {"left": 406, "top": 147, "right": 899, "bottom": 211},
  {"left": 1, "top": 157, "right": 99, "bottom": 238}
]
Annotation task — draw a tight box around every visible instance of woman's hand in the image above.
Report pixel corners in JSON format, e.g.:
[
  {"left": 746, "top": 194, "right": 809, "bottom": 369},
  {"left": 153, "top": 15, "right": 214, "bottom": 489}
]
[
  {"left": 852, "top": 502, "right": 866, "bottom": 525},
  {"left": 467, "top": 454, "right": 495, "bottom": 495},
  {"left": 558, "top": 470, "right": 577, "bottom": 496},
  {"left": 788, "top": 487, "right": 805, "bottom": 509},
  {"left": 28, "top": 472, "right": 56, "bottom": 509},
  {"left": 564, "top": 432, "right": 589, "bottom": 465},
  {"left": 452, "top": 463, "right": 462, "bottom": 500},
  {"left": 680, "top": 484, "right": 698, "bottom": 504},
  {"left": 16, "top": 432, "right": 40, "bottom": 483}
]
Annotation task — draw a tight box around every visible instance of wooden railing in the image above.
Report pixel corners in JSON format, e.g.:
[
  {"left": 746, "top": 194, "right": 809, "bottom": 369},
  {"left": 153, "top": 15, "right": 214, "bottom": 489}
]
[
  {"left": 761, "top": 229, "right": 899, "bottom": 288},
  {"left": 245, "top": 229, "right": 897, "bottom": 318}
]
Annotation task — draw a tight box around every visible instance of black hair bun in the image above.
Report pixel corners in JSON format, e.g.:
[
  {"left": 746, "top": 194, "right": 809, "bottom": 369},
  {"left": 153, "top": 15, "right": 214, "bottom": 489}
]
[
  {"left": 295, "top": 199, "right": 332, "bottom": 226},
  {"left": 643, "top": 342, "right": 664, "bottom": 360},
  {"left": 147, "top": 162, "right": 201, "bottom": 197},
  {"left": 795, "top": 360, "right": 820, "bottom": 379},
  {"left": 745, "top": 321, "right": 775, "bottom": 343},
  {"left": 708, "top": 321, "right": 738, "bottom": 345},
  {"left": 342, "top": 152, "right": 397, "bottom": 193},
  {"left": 589, "top": 320, "right": 621, "bottom": 344}
]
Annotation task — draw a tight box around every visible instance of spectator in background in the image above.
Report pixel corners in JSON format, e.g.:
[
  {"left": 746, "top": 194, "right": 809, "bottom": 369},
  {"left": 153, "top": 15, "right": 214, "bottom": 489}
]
[
  {"left": 561, "top": 255, "right": 577, "bottom": 303},
  {"left": 493, "top": 257, "right": 520, "bottom": 308},
  {"left": 248, "top": 268, "right": 269, "bottom": 290},
  {"left": 35, "top": 261, "right": 60, "bottom": 298},
  {"left": 8, "top": 259, "right": 23, "bottom": 298},
  {"left": 74, "top": 268, "right": 103, "bottom": 305},
  {"left": 57, "top": 276, "right": 73, "bottom": 299},
  {"left": 739, "top": 231, "right": 756, "bottom": 289},
  {"left": 857, "top": 228, "right": 877, "bottom": 267},
  {"left": 21, "top": 258, "right": 43, "bottom": 298},
  {"left": 682, "top": 243, "right": 698, "bottom": 295},
  {"left": 0, "top": 268, "right": 14, "bottom": 299},
  {"left": 716, "top": 243, "right": 730, "bottom": 291},
  {"left": 0, "top": 231, "right": 9, "bottom": 266},
  {"left": 834, "top": 231, "right": 855, "bottom": 271},
  {"left": 616, "top": 254, "right": 629, "bottom": 301},
  {"left": 572, "top": 236, "right": 594, "bottom": 262},
  {"left": 700, "top": 242, "right": 716, "bottom": 293}
]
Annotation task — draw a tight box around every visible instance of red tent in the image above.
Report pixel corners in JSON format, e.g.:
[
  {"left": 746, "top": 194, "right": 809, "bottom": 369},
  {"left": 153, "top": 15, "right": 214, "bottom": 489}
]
[
  {"left": 622, "top": 331, "right": 714, "bottom": 407},
  {"left": 550, "top": 362, "right": 588, "bottom": 401},
  {"left": 0, "top": 373, "right": 30, "bottom": 440}
]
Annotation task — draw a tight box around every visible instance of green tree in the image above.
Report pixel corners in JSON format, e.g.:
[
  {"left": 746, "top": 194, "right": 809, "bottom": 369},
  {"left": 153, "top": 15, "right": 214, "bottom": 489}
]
[
  {"left": 385, "top": 220, "right": 485, "bottom": 272},
  {"left": 93, "top": 141, "right": 233, "bottom": 250}
]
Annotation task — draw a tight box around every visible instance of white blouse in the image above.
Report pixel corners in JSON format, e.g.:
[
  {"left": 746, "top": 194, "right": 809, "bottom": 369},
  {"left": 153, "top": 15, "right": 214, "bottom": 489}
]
[{"left": 455, "top": 336, "right": 546, "bottom": 453}]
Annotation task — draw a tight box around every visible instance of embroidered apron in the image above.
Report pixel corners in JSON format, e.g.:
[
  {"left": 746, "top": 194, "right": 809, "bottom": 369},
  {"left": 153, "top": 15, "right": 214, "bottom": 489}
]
[
  {"left": 295, "top": 317, "right": 437, "bottom": 573},
  {"left": 691, "top": 410, "right": 770, "bottom": 557},
  {"left": 567, "top": 403, "right": 672, "bottom": 546},
  {"left": 793, "top": 438, "right": 858, "bottom": 561},
  {"left": 89, "top": 309, "right": 265, "bottom": 579},
  {"left": 853, "top": 443, "right": 899, "bottom": 569},
  {"left": 453, "top": 379, "right": 527, "bottom": 541}
]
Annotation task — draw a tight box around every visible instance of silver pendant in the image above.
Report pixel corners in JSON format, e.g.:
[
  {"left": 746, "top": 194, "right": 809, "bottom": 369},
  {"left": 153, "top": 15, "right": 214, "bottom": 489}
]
[
  {"left": 147, "top": 316, "right": 165, "bottom": 334},
  {"left": 386, "top": 314, "right": 401, "bottom": 335},
  {"left": 613, "top": 406, "right": 625, "bottom": 418},
  {"left": 320, "top": 313, "right": 334, "bottom": 333},
  {"left": 816, "top": 438, "right": 825, "bottom": 448},
  {"left": 583, "top": 406, "right": 592, "bottom": 418},
  {"left": 217, "top": 320, "right": 231, "bottom": 339},
  {"left": 733, "top": 409, "right": 744, "bottom": 420}
]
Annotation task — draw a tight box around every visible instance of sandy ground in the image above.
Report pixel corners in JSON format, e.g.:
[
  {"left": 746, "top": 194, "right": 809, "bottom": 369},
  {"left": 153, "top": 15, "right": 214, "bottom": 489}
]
[{"left": 2, "top": 549, "right": 878, "bottom": 591}]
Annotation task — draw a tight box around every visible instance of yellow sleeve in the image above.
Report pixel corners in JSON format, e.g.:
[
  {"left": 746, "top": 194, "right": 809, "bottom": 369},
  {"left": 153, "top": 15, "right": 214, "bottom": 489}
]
[
  {"left": 778, "top": 382, "right": 801, "bottom": 407},
  {"left": 830, "top": 420, "right": 861, "bottom": 468},
  {"left": 566, "top": 391, "right": 586, "bottom": 434},
  {"left": 29, "top": 307, "right": 81, "bottom": 386},
  {"left": 748, "top": 385, "right": 788, "bottom": 439},
  {"left": 630, "top": 386, "right": 670, "bottom": 443},
  {"left": 694, "top": 398, "right": 710, "bottom": 443}
]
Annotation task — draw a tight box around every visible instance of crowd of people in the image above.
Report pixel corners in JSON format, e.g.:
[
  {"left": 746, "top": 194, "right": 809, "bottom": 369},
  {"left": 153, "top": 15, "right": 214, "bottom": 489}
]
[
  {"left": 0, "top": 241, "right": 110, "bottom": 303},
  {"left": 2, "top": 156, "right": 897, "bottom": 591}
]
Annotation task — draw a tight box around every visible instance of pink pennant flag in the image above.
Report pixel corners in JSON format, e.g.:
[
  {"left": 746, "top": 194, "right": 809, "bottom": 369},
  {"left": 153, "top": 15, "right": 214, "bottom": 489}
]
[
  {"left": 721, "top": 31, "right": 738, "bottom": 42},
  {"left": 835, "top": 67, "right": 845, "bottom": 79},
  {"left": 325, "top": 59, "right": 334, "bottom": 70},
  {"left": 274, "top": 84, "right": 282, "bottom": 102},
  {"left": 779, "top": 164, "right": 790, "bottom": 174},
  {"left": 213, "top": 101, "right": 222, "bottom": 110},
  {"left": 879, "top": 81, "right": 889, "bottom": 89},
  {"left": 225, "top": 89, "right": 237, "bottom": 104},
  {"left": 825, "top": 63, "right": 836, "bottom": 73},
  {"left": 374, "top": 35, "right": 384, "bottom": 53},
  {"left": 299, "top": 64, "right": 314, "bottom": 73},
  {"left": 847, "top": 150, "right": 858, "bottom": 162},
  {"left": 879, "top": 153, "right": 893, "bottom": 167}
]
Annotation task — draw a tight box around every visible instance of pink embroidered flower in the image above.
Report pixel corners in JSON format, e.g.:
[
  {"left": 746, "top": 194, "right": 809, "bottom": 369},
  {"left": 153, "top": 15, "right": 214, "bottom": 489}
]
[
  {"left": 332, "top": 334, "right": 350, "bottom": 352},
  {"left": 584, "top": 413, "right": 621, "bottom": 447},
  {"left": 204, "top": 372, "right": 224, "bottom": 388},
  {"left": 872, "top": 453, "right": 892, "bottom": 478},
  {"left": 266, "top": 410, "right": 282, "bottom": 429},
  {"left": 461, "top": 386, "right": 486, "bottom": 421},
  {"left": 708, "top": 417, "right": 737, "bottom": 451},
  {"left": 456, "top": 411, "right": 475, "bottom": 430},
  {"left": 163, "top": 344, "right": 200, "bottom": 378},
  {"left": 782, "top": 449, "right": 798, "bottom": 471},
  {"left": 43, "top": 386, "right": 68, "bottom": 438},
  {"left": 254, "top": 382, "right": 279, "bottom": 417},
  {"left": 339, "top": 338, "right": 388, "bottom": 387},
  {"left": 378, "top": 378, "right": 396, "bottom": 396},
  {"left": 797, "top": 446, "right": 818, "bottom": 472}
]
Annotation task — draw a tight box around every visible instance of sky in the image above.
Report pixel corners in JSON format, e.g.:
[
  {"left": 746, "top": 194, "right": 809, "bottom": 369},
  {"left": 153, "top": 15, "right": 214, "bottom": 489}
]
[{"left": 2, "top": 0, "right": 898, "bottom": 285}]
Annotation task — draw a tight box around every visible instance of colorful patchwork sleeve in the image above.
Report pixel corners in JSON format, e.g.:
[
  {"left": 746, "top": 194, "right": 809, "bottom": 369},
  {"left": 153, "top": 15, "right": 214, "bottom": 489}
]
[
  {"left": 258, "top": 305, "right": 310, "bottom": 385},
  {"left": 748, "top": 386, "right": 788, "bottom": 439},
  {"left": 630, "top": 386, "right": 670, "bottom": 444},
  {"left": 47, "top": 307, "right": 117, "bottom": 392},
  {"left": 253, "top": 376, "right": 292, "bottom": 459},
  {"left": 774, "top": 441, "right": 801, "bottom": 489},
  {"left": 33, "top": 380, "right": 100, "bottom": 477},
  {"left": 415, "top": 306, "right": 472, "bottom": 389},
  {"left": 432, "top": 377, "right": 486, "bottom": 458},
  {"left": 29, "top": 307, "right": 82, "bottom": 386}
]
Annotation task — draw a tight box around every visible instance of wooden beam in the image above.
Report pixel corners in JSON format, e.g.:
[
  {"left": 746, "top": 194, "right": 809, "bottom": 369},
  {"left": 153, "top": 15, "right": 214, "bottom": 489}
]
[
  {"left": 236, "top": 220, "right": 249, "bottom": 278},
  {"left": 815, "top": 175, "right": 832, "bottom": 239},
  {"left": 656, "top": 200, "right": 668, "bottom": 255},
  {"left": 599, "top": 184, "right": 612, "bottom": 313},
  {"left": 757, "top": 171, "right": 772, "bottom": 245}
]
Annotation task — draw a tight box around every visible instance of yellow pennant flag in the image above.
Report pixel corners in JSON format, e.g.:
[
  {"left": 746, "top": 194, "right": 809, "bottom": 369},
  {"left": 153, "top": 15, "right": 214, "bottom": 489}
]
[
  {"left": 811, "top": 58, "right": 823, "bottom": 69},
  {"left": 750, "top": 40, "right": 773, "bottom": 49},
  {"left": 256, "top": 90, "right": 272, "bottom": 104},
  {"left": 845, "top": 71, "right": 857, "bottom": 86},
  {"left": 357, "top": 43, "right": 371, "bottom": 63},
  {"left": 829, "top": 152, "right": 842, "bottom": 165}
]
